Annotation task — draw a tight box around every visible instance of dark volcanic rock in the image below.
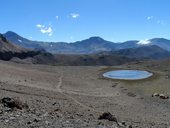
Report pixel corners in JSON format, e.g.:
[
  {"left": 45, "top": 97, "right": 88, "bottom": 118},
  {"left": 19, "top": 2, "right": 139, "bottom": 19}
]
[
  {"left": 98, "top": 112, "right": 117, "bottom": 122},
  {"left": 1, "top": 97, "right": 28, "bottom": 110}
]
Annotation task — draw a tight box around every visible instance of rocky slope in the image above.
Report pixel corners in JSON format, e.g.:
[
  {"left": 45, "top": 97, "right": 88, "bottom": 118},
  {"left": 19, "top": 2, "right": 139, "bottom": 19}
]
[{"left": 0, "top": 34, "right": 40, "bottom": 61}]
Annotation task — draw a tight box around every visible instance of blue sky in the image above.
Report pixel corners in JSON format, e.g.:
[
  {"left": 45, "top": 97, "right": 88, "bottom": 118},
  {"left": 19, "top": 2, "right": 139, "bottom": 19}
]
[{"left": 0, "top": 0, "right": 170, "bottom": 42}]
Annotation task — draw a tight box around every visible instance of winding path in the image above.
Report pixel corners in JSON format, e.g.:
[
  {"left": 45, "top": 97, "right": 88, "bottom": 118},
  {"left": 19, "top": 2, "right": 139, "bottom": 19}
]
[
  {"left": 56, "top": 74, "right": 101, "bottom": 113},
  {"left": 0, "top": 73, "right": 107, "bottom": 114}
]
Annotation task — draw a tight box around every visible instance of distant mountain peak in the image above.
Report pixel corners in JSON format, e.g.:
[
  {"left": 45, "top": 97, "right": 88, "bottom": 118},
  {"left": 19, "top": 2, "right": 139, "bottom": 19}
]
[
  {"left": 149, "top": 38, "right": 170, "bottom": 42},
  {"left": 5, "top": 31, "right": 19, "bottom": 36},
  {"left": 4, "top": 31, "right": 23, "bottom": 41},
  {"left": 0, "top": 33, "right": 26, "bottom": 53},
  {"left": 88, "top": 36, "right": 104, "bottom": 41}
]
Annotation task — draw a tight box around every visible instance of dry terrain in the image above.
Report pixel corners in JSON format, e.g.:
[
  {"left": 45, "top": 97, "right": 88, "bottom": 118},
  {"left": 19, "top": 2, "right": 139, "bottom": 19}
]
[{"left": 0, "top": 60, "right": 170, "bottom": 128}]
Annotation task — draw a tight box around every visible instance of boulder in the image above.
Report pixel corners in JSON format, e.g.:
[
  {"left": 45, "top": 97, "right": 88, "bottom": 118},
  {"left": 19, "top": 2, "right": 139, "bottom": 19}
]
[
  {"left": 152, "top": 93, "right": 159, "bottom": 97},
  {"left": 98, "top": 112, "right": 117, "bottom": 122},
  {"left": 159, "top": 94, "right": 169, "bottom": 99},
  {"left": 1, "top": 97, "right": 28, "bottom": 110}
]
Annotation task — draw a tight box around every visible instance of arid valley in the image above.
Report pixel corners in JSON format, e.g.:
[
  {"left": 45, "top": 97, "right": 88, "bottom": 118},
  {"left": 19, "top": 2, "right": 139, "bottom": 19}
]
[
  {"left": 0, "top": 60, "right": 170, "bottom": 128},
  {"left": 1, "top": 1, "right": 170, "bottom": 127}
]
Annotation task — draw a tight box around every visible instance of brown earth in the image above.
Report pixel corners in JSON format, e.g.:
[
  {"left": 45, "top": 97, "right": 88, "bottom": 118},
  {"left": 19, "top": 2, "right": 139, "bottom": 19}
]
[{"left": 0, "top": 60, "right": 170, "bottom": 128}]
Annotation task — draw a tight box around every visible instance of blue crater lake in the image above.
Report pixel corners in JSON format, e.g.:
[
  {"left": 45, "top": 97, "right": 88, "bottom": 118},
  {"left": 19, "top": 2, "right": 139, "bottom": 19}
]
[{"left": 103, "top": 70, "right": 153, "bottom": 80}]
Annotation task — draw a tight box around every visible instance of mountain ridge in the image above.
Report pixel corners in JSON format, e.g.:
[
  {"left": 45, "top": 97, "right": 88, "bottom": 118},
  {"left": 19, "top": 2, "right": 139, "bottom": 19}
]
[
  {"left": 110, "top": 45, "right": 170, "bottom": 59},
  {"left": 1, "top": 32, "right": 170, "bottom": 65},
  {"left": 0, "top": 34, "right": 42, "bottom": 61},
  {"left": 3, "top": 31, "right": 170, "bottom": 54}
]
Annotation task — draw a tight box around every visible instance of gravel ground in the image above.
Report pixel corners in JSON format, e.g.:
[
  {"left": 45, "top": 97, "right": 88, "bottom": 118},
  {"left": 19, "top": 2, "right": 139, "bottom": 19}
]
[{"left": 0, "top": 60, "right": 170, "bottom": 128}]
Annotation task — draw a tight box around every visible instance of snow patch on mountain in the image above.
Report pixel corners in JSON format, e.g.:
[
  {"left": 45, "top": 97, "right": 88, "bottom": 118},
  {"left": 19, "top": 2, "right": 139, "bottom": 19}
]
[
  {"left": 18, "top": 39, "right": 22, "bottom": 43},
  {"left": 137, "top": 39, "right": 151, "bottom": 45}
]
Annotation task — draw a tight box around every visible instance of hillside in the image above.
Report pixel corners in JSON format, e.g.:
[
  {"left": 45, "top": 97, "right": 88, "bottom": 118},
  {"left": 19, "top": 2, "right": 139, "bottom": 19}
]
[
  {"left": 111, "top": 45, "right": 170, "bottom": 59},
  {"left": 149, "top": 38, "right": 170, "bottom": 51},
  {"left": 0, "top": 34, "right": 25, "bottom": 53},
  {"left": 0, "top": 34, "right": 40, "bottom": 60},
  {"left": 15, "top": 53, "right": 135, "bottom": 66}
]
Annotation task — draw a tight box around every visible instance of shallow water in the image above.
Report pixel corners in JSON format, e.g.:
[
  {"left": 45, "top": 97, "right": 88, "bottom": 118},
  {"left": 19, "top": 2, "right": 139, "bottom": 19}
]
[{"left": 103, "top": 70, "right": 153, "bottom": 80}]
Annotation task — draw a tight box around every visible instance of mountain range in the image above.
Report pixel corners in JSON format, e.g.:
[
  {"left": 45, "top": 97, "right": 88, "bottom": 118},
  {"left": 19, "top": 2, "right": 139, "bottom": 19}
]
[
  {"left": 0, "top": 31, "right": 170, "bottom": 65},
  {"left": 0, "top": 33, "right": 135, "bottom": 65},
  {"left": 3, "top": 31, "right": 170, "bottom": 54}
]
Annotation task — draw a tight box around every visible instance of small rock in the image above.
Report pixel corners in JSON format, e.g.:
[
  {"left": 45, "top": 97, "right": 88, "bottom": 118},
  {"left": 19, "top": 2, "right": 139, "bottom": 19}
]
[
  {"left": 152, "top": 93, "right": 159, "bottom": 97},
  {"left": 127, "top": 92, "right": 136, "bottom": 97},
  {"left": 9, "top": 117, "right": 16, "bottom": 120},
  {"left": 52, "top": 102, "right": 57, "bottom": 105},
  {"left": 98, "top": 112, "right": 117, "bottom": 122},
  {"left": 159, "top": 94, "right": 169, "bottom": 99},
  {"left": 121, "top": 121, "right": 126, "bottom": 126},
  {"left": 127, "top": 125, "right": 133, "bottom": 128},
  {"left": 98, "top": 122, "right": 103, "bottom": 125},
  {"left": 165, "top": 75, "right": 170, "bottom": 79},
  {"left": 127, "top": 125, "right": 132, "bottom": 128},
  {"left": 0, "top": 110, "right": 3, "bottom": 114},
  {"left": 112, "top": 85, "right": 117, "bottom": 88},
  {"left": 5, "top": 119, "right": 9, "bottom": 123},
  {"left": 54, "top": 108, "right": 59, "bottom": 112},
  {"left": 33, "top": 118, "right": 39, "bottom": 123},
  {"left": 45, "top": 121, "right": 50, "bottom": 125},
  {"left": 16, "top": 114, "right": 20, "bottom": 117},
  {"left": 89, "top": 114, "right": 94, "bottom": 117},
  {"left": 4, "top": 107, "right": 12, "bottom": 112},
  {"left": 152, "top": 93, "right": 169, "bottom": 99},
  {"left": 27, "top": 121, "right": 32, "bottom": 125},
  {"left": 112, "top": 83, "right": 118, "bottom": 87}
]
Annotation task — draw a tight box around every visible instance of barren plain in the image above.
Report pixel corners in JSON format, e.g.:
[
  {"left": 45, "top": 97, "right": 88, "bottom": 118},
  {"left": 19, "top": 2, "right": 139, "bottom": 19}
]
[{"left": 0, "top": 60, "right": 170, "bottom": 128}]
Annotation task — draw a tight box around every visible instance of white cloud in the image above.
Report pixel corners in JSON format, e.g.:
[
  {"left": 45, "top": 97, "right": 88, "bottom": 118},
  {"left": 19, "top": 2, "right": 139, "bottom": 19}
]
[
  {"left": 36, "top": 24, "right": 44, "bottom": 28},
  {"left": 147, "top": 16, "right": 154, "bottom": 20},
  {"left": 36, "top": 24, "right": 53, "bottom": 36},
  {"left": 56, "top": 16, "right": 59, "bottom": 20},
  {"left": 70, "top": 13, "right": 80, "bottom": 18},
  {"left": 137, "top": 39, "right": 151, "bottom": 45}
]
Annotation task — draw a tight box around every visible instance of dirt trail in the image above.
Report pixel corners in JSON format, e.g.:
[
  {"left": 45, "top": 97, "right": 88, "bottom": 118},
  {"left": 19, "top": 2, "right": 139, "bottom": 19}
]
[
  {"left": 0, "top": 73, "right": 103, "bottom": 113},
  {"left": 59, "top": 87, "right": 119, "bottom": 97},
  {"left": 0, "top": 75, "right": 101, "bottom": 114},
  {"left": 0, "top": 87, "right": 54, "bottom": 99},
  {"left": 56, "top": 74, "right": 102, "bottom": 113}
]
